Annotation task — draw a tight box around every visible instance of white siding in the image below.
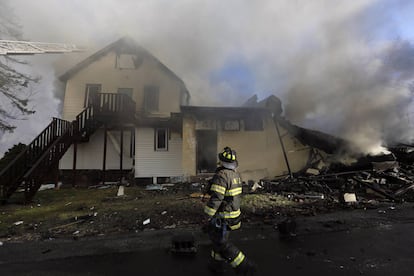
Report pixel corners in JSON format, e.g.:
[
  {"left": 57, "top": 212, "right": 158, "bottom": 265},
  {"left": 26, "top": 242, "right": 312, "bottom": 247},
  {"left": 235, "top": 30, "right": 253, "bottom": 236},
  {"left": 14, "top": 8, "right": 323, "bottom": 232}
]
[
  {"left": 60, "top": 128, "right": 134, "bottom": 170},
  {"left": 135, "top": 128, "right": 183, "bottom": 177}
]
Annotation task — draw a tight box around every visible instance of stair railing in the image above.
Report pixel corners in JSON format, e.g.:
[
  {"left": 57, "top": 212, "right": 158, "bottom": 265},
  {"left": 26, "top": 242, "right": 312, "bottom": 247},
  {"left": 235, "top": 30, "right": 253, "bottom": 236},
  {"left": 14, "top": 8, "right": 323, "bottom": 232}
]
[{"left": 0, "top": 118, "right": 70, "bottom": 200}]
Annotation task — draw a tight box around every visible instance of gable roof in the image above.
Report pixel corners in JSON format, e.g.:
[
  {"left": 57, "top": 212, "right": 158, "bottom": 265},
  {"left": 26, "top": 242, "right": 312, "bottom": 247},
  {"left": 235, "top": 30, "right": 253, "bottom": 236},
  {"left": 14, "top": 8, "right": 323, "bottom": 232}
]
[{"left": 59, "top": 36, "right": 190, "bottom": 99}]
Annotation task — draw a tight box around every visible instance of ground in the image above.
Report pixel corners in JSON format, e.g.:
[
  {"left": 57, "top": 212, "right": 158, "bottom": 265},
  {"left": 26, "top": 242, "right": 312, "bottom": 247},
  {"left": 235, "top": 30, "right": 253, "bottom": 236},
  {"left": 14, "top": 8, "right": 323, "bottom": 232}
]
[
  {"left": 1, "top": 205, "right": 414, "bottom": 275},
  {"left": 1, "top": 184, "right": 414, "bottom": 275},
  {"left": 0, "top": 184, "right": 352, "bottom": 242}
]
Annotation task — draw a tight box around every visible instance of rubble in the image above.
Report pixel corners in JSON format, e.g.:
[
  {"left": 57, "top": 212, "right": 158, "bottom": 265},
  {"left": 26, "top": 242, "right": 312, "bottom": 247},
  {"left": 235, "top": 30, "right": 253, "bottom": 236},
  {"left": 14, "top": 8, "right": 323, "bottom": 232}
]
[
  {"left": 343, "top": 193, "right": 357, "bottom": 203},
  {"left": 145, "top": 184, "right": 167, "bottom": 191},
  {"left": 38, "top": 184, "right": 56, "bottom": 191},
  {"left": 164, "top": 224, "right": 176, "bottom": 229},
  {"left": 117, "top": 185, "right": 125, "bottom": 196},
  {"left": 259, "top": 148, "right": 414, "bottom": 206}
]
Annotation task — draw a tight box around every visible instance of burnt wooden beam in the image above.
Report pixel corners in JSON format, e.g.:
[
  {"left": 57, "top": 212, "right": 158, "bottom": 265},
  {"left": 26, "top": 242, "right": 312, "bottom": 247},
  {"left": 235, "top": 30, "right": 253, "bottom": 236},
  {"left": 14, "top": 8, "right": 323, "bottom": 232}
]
[
  {"left": 309, "top": 170, "right": 368, "bottom": 179},
  {"left": 273, "top": 118, "right": 292, "bottom": 178},
  {"left": 352, "top": 177, "right": 400, "bottom": 202},
  {"left": 72, "top": 142, "right": 77, "bottom": 187},
  {"left": 394, "top": 183, "right": 414, "bottom": 197}
]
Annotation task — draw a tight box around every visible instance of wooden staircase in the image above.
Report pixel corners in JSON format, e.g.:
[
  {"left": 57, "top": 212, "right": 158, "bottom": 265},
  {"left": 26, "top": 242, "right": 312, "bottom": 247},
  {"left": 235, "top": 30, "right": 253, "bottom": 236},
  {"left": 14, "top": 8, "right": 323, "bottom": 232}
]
[{"left": 0, "top": 93, "right": 136, "bottom": 203}]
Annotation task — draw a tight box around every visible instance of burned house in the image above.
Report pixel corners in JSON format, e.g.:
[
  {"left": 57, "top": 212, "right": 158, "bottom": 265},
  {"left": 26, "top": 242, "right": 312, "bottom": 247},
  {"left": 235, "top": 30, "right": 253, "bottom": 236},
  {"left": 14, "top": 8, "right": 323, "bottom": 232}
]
[
  {"left": 58, "top": 37, "right": 321, "bottom": 184},
  {"left": 0, "top": 37, "right": 335, "bottom": 202}
]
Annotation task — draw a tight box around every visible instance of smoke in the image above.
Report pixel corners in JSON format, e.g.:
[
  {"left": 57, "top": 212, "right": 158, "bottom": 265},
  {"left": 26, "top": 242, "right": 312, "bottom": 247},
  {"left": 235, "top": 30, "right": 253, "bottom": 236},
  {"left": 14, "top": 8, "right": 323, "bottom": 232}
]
[
  {"left": 283, "top": 29, "right": 414, "bottom": 155},
  {"left": 1, "top": 0, "right": 413, "bottom": 156}
]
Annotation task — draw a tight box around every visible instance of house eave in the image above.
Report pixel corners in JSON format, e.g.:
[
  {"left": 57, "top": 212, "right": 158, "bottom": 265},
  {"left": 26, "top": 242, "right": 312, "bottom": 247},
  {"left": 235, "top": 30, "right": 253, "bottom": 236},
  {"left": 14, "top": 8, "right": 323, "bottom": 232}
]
[{"left": 180, "top": 105, "right": 269, "bottom": 120}]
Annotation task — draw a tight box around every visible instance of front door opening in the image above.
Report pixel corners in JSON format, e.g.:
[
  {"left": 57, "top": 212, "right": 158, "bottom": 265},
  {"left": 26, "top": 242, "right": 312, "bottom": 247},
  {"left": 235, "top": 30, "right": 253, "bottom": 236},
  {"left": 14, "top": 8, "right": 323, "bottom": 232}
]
[{"left": 196, "top": 130, "right": 217, "bottom": 173}]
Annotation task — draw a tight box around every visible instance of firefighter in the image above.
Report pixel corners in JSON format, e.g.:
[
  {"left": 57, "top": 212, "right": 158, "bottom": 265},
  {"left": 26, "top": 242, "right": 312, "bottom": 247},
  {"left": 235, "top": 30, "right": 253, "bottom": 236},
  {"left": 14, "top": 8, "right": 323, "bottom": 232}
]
[{"left": 203, "top": 147, "right": 256, "bottom": 275}]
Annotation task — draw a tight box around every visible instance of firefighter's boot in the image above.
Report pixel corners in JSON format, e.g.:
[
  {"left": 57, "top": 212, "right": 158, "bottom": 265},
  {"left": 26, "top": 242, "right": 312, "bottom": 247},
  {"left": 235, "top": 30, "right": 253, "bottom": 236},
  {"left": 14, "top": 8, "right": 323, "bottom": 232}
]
[
  {"left": 234, "top": 258, "right": 257, "bottom": 275},
  {"left": 208, "top": 259, "right": 227, "bottom": 274}
]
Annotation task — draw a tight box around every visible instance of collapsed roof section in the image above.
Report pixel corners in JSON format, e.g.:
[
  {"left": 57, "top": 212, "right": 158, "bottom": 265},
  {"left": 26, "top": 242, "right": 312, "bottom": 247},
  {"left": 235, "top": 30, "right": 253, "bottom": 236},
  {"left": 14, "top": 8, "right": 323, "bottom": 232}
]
[
  {"left": 244, "top": 94, "right": 349, "bottom": 154},
  {"left": 277, "top": 117, "right": 349, "bottom": 154}
]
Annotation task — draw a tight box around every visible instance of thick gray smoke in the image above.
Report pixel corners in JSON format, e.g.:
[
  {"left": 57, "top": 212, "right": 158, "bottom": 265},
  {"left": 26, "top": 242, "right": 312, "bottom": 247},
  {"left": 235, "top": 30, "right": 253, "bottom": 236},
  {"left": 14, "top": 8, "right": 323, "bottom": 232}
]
[
  {"left": 1, "top": 0, "right": 414, "bottom": 156},
  {"left": 284, "top": 35, "right": 414, "bottom": 155}
]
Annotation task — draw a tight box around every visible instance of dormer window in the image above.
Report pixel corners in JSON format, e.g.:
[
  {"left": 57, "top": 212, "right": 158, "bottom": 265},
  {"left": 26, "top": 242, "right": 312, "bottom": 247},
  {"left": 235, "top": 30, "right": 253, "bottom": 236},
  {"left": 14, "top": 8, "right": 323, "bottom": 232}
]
[{"left": 116, "top": 54, "right": 143, "bottom": 69}]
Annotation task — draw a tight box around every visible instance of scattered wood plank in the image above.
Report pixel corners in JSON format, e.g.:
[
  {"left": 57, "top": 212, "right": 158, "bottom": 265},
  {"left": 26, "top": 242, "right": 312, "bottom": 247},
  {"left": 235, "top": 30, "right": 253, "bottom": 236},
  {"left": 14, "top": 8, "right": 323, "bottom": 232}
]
[
  {"left": 48, "top": 219, "right": 85, "bottom": 231},
  {"left": 394, "top": 184, "right": 414, "bottom": 197},
  {"left": 352, "top": 177, "right": 400, "bottom": 202}
]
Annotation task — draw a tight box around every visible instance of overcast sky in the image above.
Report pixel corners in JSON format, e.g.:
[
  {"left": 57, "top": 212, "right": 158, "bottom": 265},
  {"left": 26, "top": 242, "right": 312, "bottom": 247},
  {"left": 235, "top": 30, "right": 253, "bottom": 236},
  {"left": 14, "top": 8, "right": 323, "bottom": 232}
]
[{"left": 1, "top": 0, "right": 414, "bottom": 156}]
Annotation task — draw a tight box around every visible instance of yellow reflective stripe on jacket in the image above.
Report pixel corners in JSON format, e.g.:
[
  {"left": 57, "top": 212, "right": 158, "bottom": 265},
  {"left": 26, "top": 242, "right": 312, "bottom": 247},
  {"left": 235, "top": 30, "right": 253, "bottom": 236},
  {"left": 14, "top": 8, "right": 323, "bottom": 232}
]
[
  {"left": 230, "top": 251, "right": 246, "bottom": 268},
  {"left": 232, "top": 178, "right": 241, "bottom": 184},
  {"left": 204, "top": 205, "right": 217, "bottom": 217},
  {"left": 218, "top": 209, "right": 241, "bottom": 219},
  {"left": 210, "top": 184, "right": 226, "bottom": 195},
  {"left": 229, "top": 221, "right": 241, "bottom": 230},
  {"left": 225, "top": 187, "right": 242, "bottom": 196}
]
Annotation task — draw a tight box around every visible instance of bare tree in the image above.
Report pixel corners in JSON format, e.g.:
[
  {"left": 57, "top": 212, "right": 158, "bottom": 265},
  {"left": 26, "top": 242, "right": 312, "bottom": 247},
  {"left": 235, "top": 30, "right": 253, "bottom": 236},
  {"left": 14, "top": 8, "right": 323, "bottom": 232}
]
[{"left": 0, "top": 0, "right": 38, "bottom": 132}]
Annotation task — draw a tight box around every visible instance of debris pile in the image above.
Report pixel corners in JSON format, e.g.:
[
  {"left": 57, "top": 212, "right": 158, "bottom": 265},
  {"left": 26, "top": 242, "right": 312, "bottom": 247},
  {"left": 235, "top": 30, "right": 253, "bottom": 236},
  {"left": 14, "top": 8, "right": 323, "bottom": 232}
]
[{"left": 259, "top": 149, "right": 414, "bottom": 205}]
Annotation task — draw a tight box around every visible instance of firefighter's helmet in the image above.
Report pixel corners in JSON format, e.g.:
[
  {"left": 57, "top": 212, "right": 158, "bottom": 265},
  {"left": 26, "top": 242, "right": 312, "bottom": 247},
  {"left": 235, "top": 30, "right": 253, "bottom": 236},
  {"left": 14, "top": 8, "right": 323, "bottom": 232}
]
[{"left": 218, "top": 147, "right": 238, "bottom": 169}]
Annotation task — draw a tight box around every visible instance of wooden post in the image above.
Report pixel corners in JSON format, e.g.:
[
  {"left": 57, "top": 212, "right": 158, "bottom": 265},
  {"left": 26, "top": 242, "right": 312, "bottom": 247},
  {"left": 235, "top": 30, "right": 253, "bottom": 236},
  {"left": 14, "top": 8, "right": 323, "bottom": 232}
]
[
  {"left": 72, "top": 142, "right": 77, "bottom": 187},
  {"left": 53, "top": 117, "right": 57, "bottom": 139},
  {"left": 24, "top": 178, "right": 29, "bottom": 203},
  {"left": 54, "top": 163, "right": 59, "bottom": 189},
  {"left": 274, "top": 117, "right": 293, "bottom": 178},
  {"left": 120, "top": 128, "right": 124, "bottom": 171},
  {"left": 132, "top": 128, "right": 135, "bottom": 160},
  {"left": 102, "top": 124, "right": 107, "bottom": 184}
]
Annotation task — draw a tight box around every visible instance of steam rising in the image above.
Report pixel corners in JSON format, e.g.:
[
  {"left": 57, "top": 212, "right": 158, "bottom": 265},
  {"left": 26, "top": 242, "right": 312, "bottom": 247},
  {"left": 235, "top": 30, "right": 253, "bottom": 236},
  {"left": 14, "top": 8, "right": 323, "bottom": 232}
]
[{"left": 1, "top": 0, "right": 414, "bottom": 156}]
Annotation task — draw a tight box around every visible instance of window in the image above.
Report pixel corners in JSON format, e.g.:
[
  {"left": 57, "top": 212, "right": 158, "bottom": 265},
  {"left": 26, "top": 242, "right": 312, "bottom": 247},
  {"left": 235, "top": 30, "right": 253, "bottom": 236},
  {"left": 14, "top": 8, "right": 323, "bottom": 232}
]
[
  {"left": 195, "top": 119, "right": 216, "bottom": 130},
  {"left": 117, "top": 88, "right": 133, "bottom": 98},
  {"left": 116, "top": 54, "right": 142, "bottom": 69},
  {"left": 84, "top": 84, "right": 101, "bottom": 107},
  {"left": 155, "top": 128, "right": 168, "bottom": 151},
  {"left": 144, "top": 85, "right": 159, "bottom": 112},
  {"left": 223, "top": 120, "right": 240, "bottom": 131}
]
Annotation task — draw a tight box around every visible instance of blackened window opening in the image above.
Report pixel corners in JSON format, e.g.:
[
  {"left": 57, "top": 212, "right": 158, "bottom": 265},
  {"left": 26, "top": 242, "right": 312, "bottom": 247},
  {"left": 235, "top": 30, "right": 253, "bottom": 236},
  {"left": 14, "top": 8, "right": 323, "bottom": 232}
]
[
  {"left": 84, "top": 84, "right": 101, "bottom": 107},
  {"left": 155, "top": 128, "right": 168, "bottom": 151}
]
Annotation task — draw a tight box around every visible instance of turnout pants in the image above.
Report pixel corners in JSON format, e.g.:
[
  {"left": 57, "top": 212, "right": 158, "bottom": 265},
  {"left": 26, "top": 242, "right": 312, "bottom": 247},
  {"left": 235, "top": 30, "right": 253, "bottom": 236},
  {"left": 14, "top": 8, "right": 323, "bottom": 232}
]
[{"left": 208, "top": 218, "right": 246, "bottom": 269}]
